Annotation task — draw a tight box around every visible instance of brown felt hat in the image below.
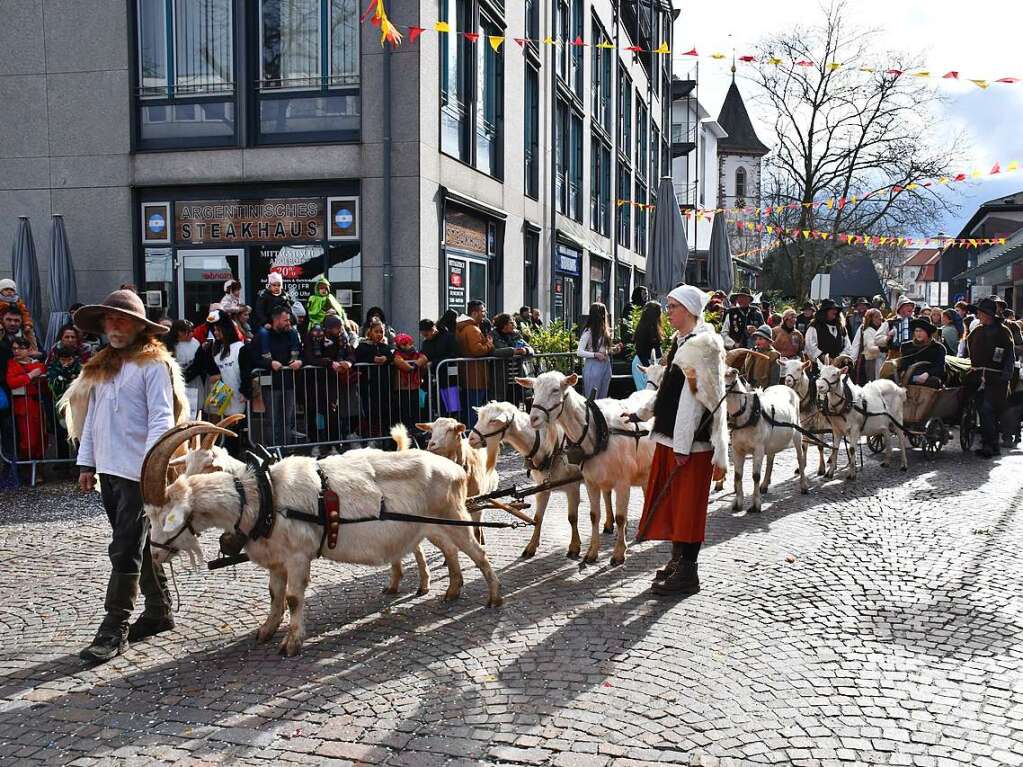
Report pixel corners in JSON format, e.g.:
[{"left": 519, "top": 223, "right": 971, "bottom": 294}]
[{"left": 73, "top": 290, "right": 168, "bottom": 337}]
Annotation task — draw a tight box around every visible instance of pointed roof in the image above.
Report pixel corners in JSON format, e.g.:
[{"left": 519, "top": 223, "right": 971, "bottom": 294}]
[{"left": 716, "top": 79, "right": 769, "bottom": 157}]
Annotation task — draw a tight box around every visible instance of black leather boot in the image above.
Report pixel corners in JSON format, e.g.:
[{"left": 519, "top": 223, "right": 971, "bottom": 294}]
[
  {"left": 129, "top": 546, "right": 174, "bottom": 643},
  {"left": 652, "top": 560, "right": 700, "bottom": 595},
  {"left": 654, "top": 543, "right": 685, "bottom": 582},
  {"left": 80, "top": 572, "right": 139, "bottom": 663}
]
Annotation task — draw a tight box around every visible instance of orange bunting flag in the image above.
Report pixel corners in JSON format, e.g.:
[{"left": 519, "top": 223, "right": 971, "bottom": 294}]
[
  {"left": 361, "top": 0, "right": 403, "bottom": 47},
  {"left": 408, "top": 26, "right": 424, "bottom": 44},
  {"left": 489, "top": 35, "right": 504, "bottom": 51},
  {"left": 434, "top": 21, "right": 450, "bottom": 33}
]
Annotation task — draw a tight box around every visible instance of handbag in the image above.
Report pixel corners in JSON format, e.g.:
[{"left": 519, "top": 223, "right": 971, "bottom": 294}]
[{"left": 204, "top": 379, "right": 234, "bottom": 417}]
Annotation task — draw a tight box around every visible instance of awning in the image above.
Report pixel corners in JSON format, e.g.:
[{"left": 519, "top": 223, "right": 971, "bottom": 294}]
[{"left": 440, "top": 187, "right": 507, "bottom": 220}]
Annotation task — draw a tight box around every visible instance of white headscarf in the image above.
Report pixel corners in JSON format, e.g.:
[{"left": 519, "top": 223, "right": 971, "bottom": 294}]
[{"left": 667, "top": 284, "right": 708, "bottom": 321}]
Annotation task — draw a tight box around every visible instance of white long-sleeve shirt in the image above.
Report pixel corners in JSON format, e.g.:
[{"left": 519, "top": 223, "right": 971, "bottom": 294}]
[
  {"left": 576, "top": 329, "right": 606, "bottom": 360},
  {"left": 804, "top": 324, "right": 853, "bottom": 362},
  {"left": 77, "top": 360, "right": 176, "bottom": 481}
]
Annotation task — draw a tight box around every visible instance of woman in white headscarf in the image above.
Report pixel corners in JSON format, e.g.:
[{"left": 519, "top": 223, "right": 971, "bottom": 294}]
[{"left": 635, "top": 285, "right": 726, "bottom": 596}]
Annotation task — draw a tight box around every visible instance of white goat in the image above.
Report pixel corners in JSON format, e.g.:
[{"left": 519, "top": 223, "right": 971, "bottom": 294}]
[
  {"left": 467, "top": 401, "right": 583, "bottom": 558},
  {"left": 723, "top": 369, "right": 808, "bottom": 513},
  {"left": 143, "top": 423, "right": 502, "bottom": 657},
  {"left": 518, "top": 372, "right": 656, "bottom": 565},
  {"left": 173, "top": 420, "right": 433, "bottom": 597},
  {"left": 416, "top": 417, "right": 499, "bottom": 544},
  {"left": 778, "top": 357, "right": 835, "bottom": 477},
  {"left": 816, "top": 364, "right": 909, "bottom": 479}
]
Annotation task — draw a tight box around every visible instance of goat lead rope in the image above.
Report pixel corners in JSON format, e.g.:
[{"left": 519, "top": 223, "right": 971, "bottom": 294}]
[{"left": 167, "top": 560, "right": 181, "bottom": 614}]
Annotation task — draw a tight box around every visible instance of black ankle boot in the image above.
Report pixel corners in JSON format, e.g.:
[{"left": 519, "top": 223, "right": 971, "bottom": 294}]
[
  {"left": 80, "top": 572, "right": 138, "bottom": 663},
  {"left": 128, "top": 614, "right": 175, "bottom": 642},
  {"left": 652, "top": 561, "right": 700, "bottom": 595},
  {"left": 654, "top": 560, "right": 679, "bottom": 582}
]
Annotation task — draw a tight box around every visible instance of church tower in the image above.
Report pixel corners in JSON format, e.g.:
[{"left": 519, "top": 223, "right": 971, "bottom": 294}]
[{"left": 716, "top": 67, "right": 769, "bottom": 212}]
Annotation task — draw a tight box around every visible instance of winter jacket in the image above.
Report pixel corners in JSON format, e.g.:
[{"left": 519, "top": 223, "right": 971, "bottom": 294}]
[
  {"left": 0, "top": 296, "right": 38, "bottom": 351},
  {"left": 305, "top": 276, "right": 347, "bottom": 329},
  {"left": 253, "top": 288, "right": 295, "bottom": 329},
  {"left": 455, "top": 315, "right": 494, "bottom": 390}
]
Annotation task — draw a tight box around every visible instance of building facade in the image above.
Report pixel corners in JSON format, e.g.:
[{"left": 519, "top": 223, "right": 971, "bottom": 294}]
[
  {"left": 943, "top": 192, "right": 1023, "bottom": 310},
  {"left": 0, "top": 0, "right": 674, "bottom": 335}
]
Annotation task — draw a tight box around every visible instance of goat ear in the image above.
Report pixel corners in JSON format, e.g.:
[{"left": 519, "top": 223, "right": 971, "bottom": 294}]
[
  {"left": 169, "top": 456, "right": 187, "bottom": 467},
  {"left": 163, "top": 508, "right": 186, "bottom": 534},
  {"left": 515, "top": 377, "right": 535, "bottom": 389},
  {"left": 454, "top": 423, "right": 466, "bottom": 434},
  {"left": 802, "top": 358, "right": 812, "bottom": 371},
  {"left": 563, "top": 373, "right": 579, "bottom": 388},
  {"left": 471, "top": 406, "right": 480, "bottom": 413},
  {"left": 415, "top": 422, "right": 433, "bottom": 433},
  {"left": 840, "top": 365, "right": 850, "bottom": 376}
]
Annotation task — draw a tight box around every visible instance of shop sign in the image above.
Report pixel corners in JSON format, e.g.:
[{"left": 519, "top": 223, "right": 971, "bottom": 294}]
[
  {"left": 142, "top": 202, "right": 172, "bottom": 244},
  {"left": 447, "top": 260, "right": 467, "bottom": 311},
  {"left": 556, "top": 244, "right": 581, "bottom": 276},
  {"left": 328, "top": 196, "right": 360, "bottom": 241},
  {"left": 445, "top": 209, "right": 488, "bottom": 254},
  {"left": 175, "top": 198, "right": 323, "bottom": 244}
]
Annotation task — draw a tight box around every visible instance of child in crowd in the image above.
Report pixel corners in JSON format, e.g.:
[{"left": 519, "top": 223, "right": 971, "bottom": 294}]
[
  {"left": 46, "top": 343, "right": 81, "bottom": 460},
  {"left": 0, "top": 278, "right": 38, "bottom": 352},
  {"left": 392, "top": 332, "right": 428, "bottom": 446},
  {"left": 5, "top": 336, "right": 48, "bottom": 469},
  {"left": 219, "top": 279, "right": 242, "bottom": 314}
]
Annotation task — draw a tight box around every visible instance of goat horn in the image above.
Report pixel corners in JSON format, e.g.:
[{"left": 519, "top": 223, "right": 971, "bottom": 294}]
[
  {"left": 201, "top": 413, "right": 246, "bottom": 450},
  {"left": 140, "top": 423, "right": 237, "bottom": 507}
]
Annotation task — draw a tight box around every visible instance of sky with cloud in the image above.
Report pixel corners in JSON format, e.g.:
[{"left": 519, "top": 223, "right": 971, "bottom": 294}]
[{"left": 672, "top": 0, "right": 1023, "bottom": 236}]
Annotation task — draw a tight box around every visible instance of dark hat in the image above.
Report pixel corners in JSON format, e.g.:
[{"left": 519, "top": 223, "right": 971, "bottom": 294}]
[
  {"left": 817, "top": 298, "right": 840, "bottom": 313},
  {"left": 853, "top": 296, "right": 869, "bottom": 307},
  {"left": 965, "top": 303, "right": 978, "bottom": 315},
  {"left": 976, "top": 297, "right": 1001, "bottom": 319},
  {"left": 752, "top": 324, "right": 774, "bottom": 342},
  {"left": 801, "top": 301, "right": 817, "bottom": 311},
  {"left": 323, "top": 315, "right": 343, "bottom": 330},
  {"left": 730, "top": 288, "right": 753, "bottom": 300},
  {"left": 909, "top": 318, "right": 936, "bottom": 335},
  {"left": 54, "top": 343, "right": 79, "bottom": 359},
  {"left": 73, "top": 290, "right": 168, "bottom": 337}
]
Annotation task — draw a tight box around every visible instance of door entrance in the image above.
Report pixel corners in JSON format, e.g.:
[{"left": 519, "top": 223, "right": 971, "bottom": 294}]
[{"left": 177, "top": 249, "right": 244, "bottom": 325}]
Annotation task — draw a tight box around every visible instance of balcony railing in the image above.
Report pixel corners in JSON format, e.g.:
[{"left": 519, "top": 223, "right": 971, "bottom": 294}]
[
  {"left": 671, "top": 122, "right": 697, "bottom": 145},
  {"left": 673, "top": 181, "right": 699, "bottom": 206}
]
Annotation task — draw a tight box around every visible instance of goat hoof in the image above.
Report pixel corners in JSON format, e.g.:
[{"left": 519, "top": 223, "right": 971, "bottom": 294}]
[
  {"left": 582, "top": 553, "right": 598, "bottom": 565},
  {"left": 565, "top": 550, "right": 579, "bottom": 560},
  {"left": 800, "top": 487, "right": 809, "bottom": 495},
  {"left": 486, "top": 595, "right": 504, "bottom": 608},
  {"left": 255, "top": 626, "right": 276, "bottom": 643},
  {"left": 759, "top": 486, "right": 769, "bottom": 495},
  {"left": 278, "top": 637, "right": 302, "bottom": 657},
  {"left": 900, "top": 466, "right": 907, "bottom": 472},
  {"left": 731, "top": 502, "right": 741, "bottom": 512},
  {"left": 602, "top": 525, "right": 614, "bottom": 535},
  {"left": 416, "top": 586, "right": 429, "bottom": 596},
  {"left": 521, "top": 547, "right": 537, "bottom": 559},
  {"left": 443, "top": 590, "right": 461, "bottom": 602},
  {"left": 382, "top": 586, "right": 399, "bottom": 595},
  {"left": 747, "top": 506, "right": 761, "bottom": 514},
  {"left": 609, "top": 555, "right": 625, "bottom": 567}
]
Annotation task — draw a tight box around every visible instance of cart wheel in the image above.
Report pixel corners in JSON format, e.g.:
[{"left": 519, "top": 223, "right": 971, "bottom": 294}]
[
  {"left": 867, "top": 434, "right": 885, "bottom": 453},
  {"left": 908, "top": 434, "right": 922, "bottom": 450},
  {"left": 960, "top": 402, "right": 976, "bottom": 452},
  {"left": 925, "top": 418, "right": 945, "bottom": 455}
]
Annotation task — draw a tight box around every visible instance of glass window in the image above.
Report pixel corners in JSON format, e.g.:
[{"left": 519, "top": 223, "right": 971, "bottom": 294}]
[
  {"left": 524, "top": 230, "right": 539, "bottom": 309},
  {"left": 618, "top": 66, "right": 631, "bottom": 162},
  {"left": 569, "top": 0, "right": 583, "bottom": 97},
  {"left": 651, "top": 126, "right": 660, "bottom": 183},
  {"left": 636, "top": 99, "right": 648, "bottom": 182},
  {"left": 555, "top": 101, "right": 582, "bottom": 222},
  {"left": 135, "top": 0, "right": 235, "bottom": 148},
  {"left": 590, "top": 137, "right": 611, "bottom": 236},
  {"left": 556, "top": 0, "right": 569, "bottom": 83},
  {"left": 440, "top": 0, "right": 472, "bottom": 160},
  {"left": 736, "top": 167, "right": 747, "bottom": 207},
  {"left": 326, "top": 243, "right": 363, "bottom": 323},
  {"left": 257, "top": 0, "right": 360, "bottom": 142},
  {"left": 525, "top": 0, "right": 539, "bottom": 41},
  {"left": 590, "top": 257, "right": 608, "bottom": 305},
  {"left": 555, "top": 100, "right": 569, "bottom": 216},
  {"left": 617, "top": 162, "right": 631, "bottom": 248},
  {"left": 569, "top": 111, "right": 583, "bottom": 222},
  {"left": 525, "top": 62, "right": 540, "bottom": 199},
  {"left": 634, "top": 183, "right": 647, "bottom": 256},
  {"left": 591, "top": 18, "right": 612, "bottom": 133},
  {"left": 476, "top": 13, "right": 503, "bottom": 178}
]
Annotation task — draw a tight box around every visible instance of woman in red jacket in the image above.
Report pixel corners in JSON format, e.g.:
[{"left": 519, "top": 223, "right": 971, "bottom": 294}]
[{"left": 5, "top": 336, "right": 48, "bottom": 460}]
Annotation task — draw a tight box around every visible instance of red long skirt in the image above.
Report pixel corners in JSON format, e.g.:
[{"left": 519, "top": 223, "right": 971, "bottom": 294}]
[{"left": 635, "top": 443, "right": 713, "bottom": 543}]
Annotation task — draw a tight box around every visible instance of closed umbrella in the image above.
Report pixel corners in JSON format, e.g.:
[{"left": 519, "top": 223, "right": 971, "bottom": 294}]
[
  {"left": 708, "top": 211, "right": 734, "bottom": 295},
  {"left": 11, "top": 216, "right": 43, "bottom": 342},
  {"left": 647, "top": 177, "right": 689, "bottom": 298},
  {"left": 45, "top": 214, "right": 78, "bottom": 351}
]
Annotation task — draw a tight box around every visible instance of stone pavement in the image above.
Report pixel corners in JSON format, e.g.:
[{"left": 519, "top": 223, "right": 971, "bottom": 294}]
[{"left": 1, "top": 443, "right": 1022, "bottom": 766}]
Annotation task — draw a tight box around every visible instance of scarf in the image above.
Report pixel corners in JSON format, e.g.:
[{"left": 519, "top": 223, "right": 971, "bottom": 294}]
[{"left": 58, "top": 338, "right": 190, "bottom": 442}]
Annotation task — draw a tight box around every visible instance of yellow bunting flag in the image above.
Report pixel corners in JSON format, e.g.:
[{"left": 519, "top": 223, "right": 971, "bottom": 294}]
[
  {"left": 827, "top": 62, "right": 841, "bottom": 71},
  {"left": 654, "top": 42, "right": 670, "bottom": 55},
  {"left": 711, "top": 52, "right": 726, "bottom": 59},
  {"left": 860, "top": 66, "right": 876, "bottom": 73},
  {"left": 912, "top": 71, "right": 930, "bottom": 78},
  {"left": 971, "top": 79, "right": 990, "bottom": 89},
  {"left": 544, "top": 35, "right": 555, "bottom": 46},
  {"left": 434, "top": 21, "right": 450, "bottom": 32},
  {"left": 488, "top": 35, "right": 503, "bottom": 52},
  {"left": 1008, "top": 161, "right": 1020, "bottom": 172},
  {"left": 597, "top": 40, "right": 615, "bottom": 49},
  {"left": 768, "top": 57, "right": 782, "bottom": 65}
]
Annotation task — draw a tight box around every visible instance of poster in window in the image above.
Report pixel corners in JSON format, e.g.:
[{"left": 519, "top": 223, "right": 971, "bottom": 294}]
[
  {"left": 142, "top": 202, "right": 172, "bottom": 244},
  {"left": 447, "top": 260, "right": 467, "bottom": 312},
  {"left": 552, "top": 275, "right": 565, "bottom": 318},
  {"left": 328, "top": 196, "right": 360, "bottom": 241},
  {"left": 254, "top": 244, "right": 325, "bottom": 309}
]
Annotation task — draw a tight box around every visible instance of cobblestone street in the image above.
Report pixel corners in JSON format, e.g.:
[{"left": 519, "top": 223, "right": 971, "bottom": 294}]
[{"left": 1, "top": 445, "right": 1022, "bottom": 766}]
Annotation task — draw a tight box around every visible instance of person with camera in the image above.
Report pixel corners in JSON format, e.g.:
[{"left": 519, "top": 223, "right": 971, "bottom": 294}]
[{"left": 455, "top": 300, "right": 494, "bottom": 428}]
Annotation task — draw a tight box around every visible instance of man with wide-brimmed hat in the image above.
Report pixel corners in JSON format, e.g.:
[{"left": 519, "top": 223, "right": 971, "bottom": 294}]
[
  {"left": 61, "top": 289, "right": 190, "bottom": 662},
  {"left": 720, "top": 288, "right": 764, "bottom": 350},
  {"left": 847, "top": 297, "right": 870, "bottom": 339},
  {"left": 966, "top": 297, "right": 1016, "bottom": 457},
  {"left": 804, "top": 298, "right": 851, "bottom": 363},
  {"left": 794, "top": 301, "right": 816, "bottom": 336},
  {"left": 897, "top": 317, "right": 945, "bottom": 389}
]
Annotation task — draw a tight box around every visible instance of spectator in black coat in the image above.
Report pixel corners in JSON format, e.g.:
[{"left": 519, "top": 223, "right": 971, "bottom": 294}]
[
  {"left": 354, "top": 319, "right": 394, "bottom": 439},
  {"left": 253, "top": 272, "right": 295, "bottom": 330}
]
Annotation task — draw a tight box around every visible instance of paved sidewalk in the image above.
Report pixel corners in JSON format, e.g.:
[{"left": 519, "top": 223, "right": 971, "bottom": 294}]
[{"left": 0, "top": 445, "right": 1021, "bottom": 766}]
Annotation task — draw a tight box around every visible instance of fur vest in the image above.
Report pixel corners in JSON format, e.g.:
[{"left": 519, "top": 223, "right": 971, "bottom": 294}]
[{"left": 58, "top": 340, "right": 190, "bottom": 442}]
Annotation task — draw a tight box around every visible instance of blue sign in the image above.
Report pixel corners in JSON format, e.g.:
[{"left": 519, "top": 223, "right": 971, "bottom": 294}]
[
  {"left": 148, "top": 213, "right": 166, "bottom": 233},
  {"left": 334, "top": 208, "right": 353, "bottom": 229}
]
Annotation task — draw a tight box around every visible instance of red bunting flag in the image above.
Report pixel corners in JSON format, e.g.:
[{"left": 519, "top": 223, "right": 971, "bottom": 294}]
[
  {"left": 513, "top": 37, "right": 527, "bottom": 47},
  {"left": 682, "top": 48, "right": 698, "bottom": 56},
  {"left": 954, "top": 173, "right": 967, "bottom": 181},
  {"left": 408, "top": 26, "right": 424, "bottom": 44},
  {"left": 885, "top": 68, "right": 904, "bottom": 76},
  {"left": 463, "top": 32, "right": 479, "bottom": 43},
  {"left": 626, "top": 45, "right": 643, "bottom": 52},
  {"left": 795, "top": 60, "right": 813, "bottom": 67},
  {"left": 572, "top": 35, "right": 585, "bottom": 46},
  {"left": 997, "top": 77, "right": 1020, "bottom": 83},
  {"left": 991, "top": 162, "right": 1001, "bottom": 174},
  {"left": 739, "top": 55, "right": 756, "bottom": 62},
  {"left": 942, "top": 71, "right": 959, "bottom": 79}
]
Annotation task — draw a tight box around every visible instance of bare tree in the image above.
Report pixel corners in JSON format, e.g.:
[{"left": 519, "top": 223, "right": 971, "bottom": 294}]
[{"left": 750, "top": 0, "right": 966, "bottom": 299}]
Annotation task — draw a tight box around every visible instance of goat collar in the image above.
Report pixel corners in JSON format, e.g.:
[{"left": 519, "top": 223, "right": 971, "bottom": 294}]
[
  {"left": 470, "top": 419, "right": 512, "bottom": 448},
  {"left": 728, "top": 387, "right": 762, "bottom": 430},
  {"left": 818, "top": 375, "right": 855, "bottom": 418}
]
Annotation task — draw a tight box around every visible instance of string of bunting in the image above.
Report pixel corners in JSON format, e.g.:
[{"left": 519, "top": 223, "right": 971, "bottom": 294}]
[
  {"left": 361, "top": 1, "right": 1019, "bottom": 89},
  {"left": 614, "top": 159, "right": 1023, "bottom": 220},
  {"left": 733, "top": 220, "right": 1008, "bottom": 249}
]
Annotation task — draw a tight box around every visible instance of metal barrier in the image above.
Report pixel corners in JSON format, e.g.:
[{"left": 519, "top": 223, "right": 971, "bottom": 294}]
[{"left": 4, "top": 376, "right": 78, "bottom": 486}]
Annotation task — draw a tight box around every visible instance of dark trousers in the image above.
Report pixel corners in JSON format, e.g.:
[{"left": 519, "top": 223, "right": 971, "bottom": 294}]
[
  {"left": 973, "top": 381, "right": 1007, "bottom": 450},
  {"left": 99, "top": 474, "right": 171, "bottom": 617}
]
